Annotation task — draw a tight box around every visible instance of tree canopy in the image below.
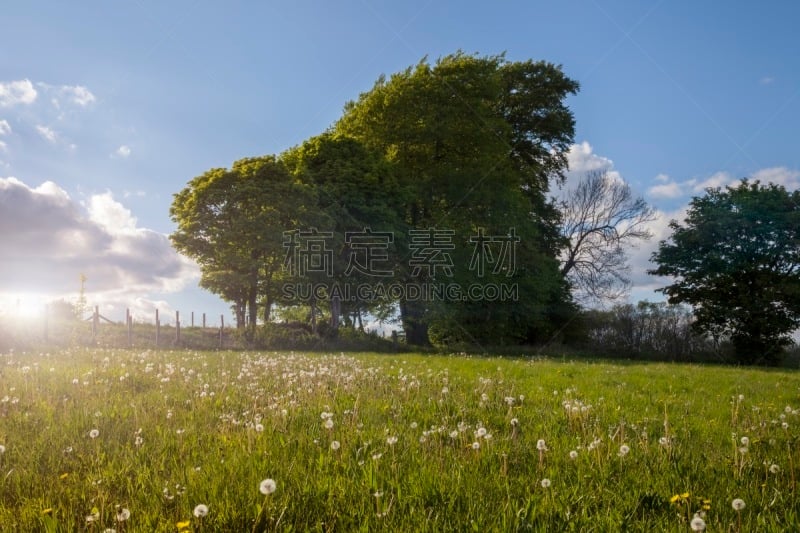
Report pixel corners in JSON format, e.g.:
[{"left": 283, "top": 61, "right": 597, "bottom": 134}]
[
  {"left": 171, "top": 51, "right": 584, "bottom": 347},
  {"left": 336, "top": 51, "right": 580, "bottom": 345},
  {"left": 649, "top": 179, "right": 800, "bottom": 364}
]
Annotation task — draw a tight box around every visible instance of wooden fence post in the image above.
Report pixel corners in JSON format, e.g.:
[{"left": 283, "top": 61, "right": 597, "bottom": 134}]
[
  {"left": 92, "top": 306, "right": 99, "bottom": 341},
  {"left": 203, "top": 313, "right": 206, "bottom": 329},
  {"left": 191, "top": 311, "right": 194, "bottom": 328},
  {"left": 127, "top": 308, "right": 133, "bottom": 347},
  {"left": 219, "top": 315, "right": 224, "bottom": 348}
]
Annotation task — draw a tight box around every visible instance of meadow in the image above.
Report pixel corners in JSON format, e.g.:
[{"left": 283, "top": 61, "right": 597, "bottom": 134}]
[{"left": 0, "top": 348, "right": 798, "bottom": 532}]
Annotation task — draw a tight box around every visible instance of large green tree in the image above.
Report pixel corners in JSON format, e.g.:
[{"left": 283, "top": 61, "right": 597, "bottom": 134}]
[
  {"left": 336, "top": 52, "right": 579, "bottom": 345},
  {"left": 281, "top": 133, "right": 409, "bottom": 334},
  {"left": 170, "top": 156, "right": 316, "bottom": 328},
  {"left": 649, "top": 180, "right": 800, "bottom": 364}
]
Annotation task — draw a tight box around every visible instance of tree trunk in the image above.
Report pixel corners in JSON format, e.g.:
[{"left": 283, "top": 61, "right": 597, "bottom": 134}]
[
  {"left": 399, "top": 299, "right": 429, "bottom": 346},
  {"left": 330, "top": 295, "right": 341, "bottom": 336}
]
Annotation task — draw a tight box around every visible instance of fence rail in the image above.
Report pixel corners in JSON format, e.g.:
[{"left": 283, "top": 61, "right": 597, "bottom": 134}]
[{"left": 6, "top": 305, "right": 232, "bottom": 350}]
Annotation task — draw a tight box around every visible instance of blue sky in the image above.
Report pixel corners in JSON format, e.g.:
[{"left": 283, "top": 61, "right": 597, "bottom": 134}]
[{"left": 1, "top": 1, "right": 799, "bottom": 323}]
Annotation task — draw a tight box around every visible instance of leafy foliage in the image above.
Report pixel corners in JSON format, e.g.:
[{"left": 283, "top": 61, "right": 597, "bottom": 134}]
[{"left": 650, "top": 180, "right": 800, "bottom": 364}]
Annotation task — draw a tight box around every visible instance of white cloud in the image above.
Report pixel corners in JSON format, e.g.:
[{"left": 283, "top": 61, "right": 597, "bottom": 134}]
[
  {"left": 654, "top": 173, "right": 670, "bottom": 183},
  {"left": 648, "top": 181, "right": 683, "bottom": 199},
  {"left": 0, "top": 177, "right": 198, "bottom": 304},
  {"left": 0, "top": 141, "right": 6, "bottom": 152},
  {"left": 752, "top": 166, "right": 800, "bottom": 190},
  {"left": 115, "top": 145, "right": 131, "bottom": 158},
  {"left": 36, "top": 125, "right": 58, "bottom": 143},
  {"left": 63, "top": 85, "right": 95, "bottom": 107},
  {"left": 760, "top": 76, "right": 775, "bottom": 85},
  {"left": 0, "top": 79, "right": 37, "bottom": 107},
  {"left": 692, "top": 171, "right": 733, "bottom": 192},
  {"left": 0, "top": 119, "right": 10, "bottom": 135}
]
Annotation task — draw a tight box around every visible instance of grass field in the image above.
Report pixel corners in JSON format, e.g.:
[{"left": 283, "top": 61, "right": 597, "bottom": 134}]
[{"left": 0, "top": 349, "right": 799, "bottom": 532}]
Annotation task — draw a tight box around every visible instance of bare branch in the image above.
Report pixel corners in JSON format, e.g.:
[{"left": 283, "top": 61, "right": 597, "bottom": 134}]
[{"left": 560, "top": 170, "right": 656, "bottom": 303}]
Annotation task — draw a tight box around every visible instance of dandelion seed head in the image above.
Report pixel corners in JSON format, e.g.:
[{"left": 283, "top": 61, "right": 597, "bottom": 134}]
[
  {"left": 537, "top": 439, "right": 547, "bottom": 451},
  {"left": 259, "top": 478, "right": 277, "bottom": 495},
  {"left": 471, "top": 441, "right": 480, "bottom": 450},
  {"left": 540, "top": 478, "right": 551, "bottom": 488},
  {"left": 569, "top": 450, "right": 578, "bottom": 460},
  {"left": 770, "top": 463, "right": 780, "bottom": 474},
  {"left": 89, "top": 429, "right": 100, "bottom": 439},
  {"left": 690, "top": 515, "right": 706, "bottom": 531},
  {"left": 732, "top": 498, "right": 745, "bottom": 511},
  {"left": 115, "top": 508, "right": 130, "bottom": 522},
  {"left": 193, "top": 504, "right": 209, "bottom": 517},
  {"left": 740, "top": 436, "right": 750, "bottom": 446},
  {"left": 330, "top": 440, "right": 341, "bottom": 451},
  {"left": 618, "top": 444, "right": 630, "bottom": 456}
]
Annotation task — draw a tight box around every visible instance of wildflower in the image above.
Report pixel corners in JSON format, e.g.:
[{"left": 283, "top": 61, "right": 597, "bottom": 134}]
[
  {"left": 42, "top": 508, "right": 53, "bottom": 515},
  {"left": 386, "top": 436, "right": 398, "bottom": 446},
  {"left": 618, "top": 444, "right": 630, "bottom": 457},
  {"left": 536, "top": 439, "right": 548, "bottom": 451},
  {"left": 330, "top": 440, "right": 341, "bottom": 451},
  {"left": 324, "top": 419, "right": 334, "bottom": 430},
  {"left": 690, "top": 515, "right": 706, "bottom": 531},
  {"left": 176, "top": 520, "right": 191, "bottom": 530},
  {"left": 471, "top": 441, "right": 480, "bottom": 450},
  {"left": 740, "top": 436, "right": 750, "bottom": 447},
  {"left": 510, "top": 418, "right": 519, "bottom": 427},
  {"left": 0, "top": 444, "right": 5, "bottom": 454},
  {"left": 254, "top": 423, "right": 264, "bottom": 433},
  {"left": 89, "top": 429, "right": 100, "bottom": 439},
  {"left": 193, "top": 504, "right": 209, "bottom": 517},
  {"left": 731, "top": 498, "right": 745, "bottom": 511},
  {"left": 739, "top": 446, "right": 748, "bottom": 455},
  {"left": 658, "top": 436, "right": 670, "bottom": 447},
  {"left": 541, "top": 478, "right": 551, "bottom": 488},
  {"left": 115, "top": 507, "right": 131, "bottom": 522},
  {"left": 476, "top": 427, "right": 487, "bottom": 438},
  {"left": 770, "top": 463, "right": 780, "bottom": 474},
  {"left": 259, "top": 478, "right": 277, "bottom": 495},
  {"left": 450, "top": 430, "right": 459, "bottom": 439},
  {"left": 569, "top": 450, "right": 578, "bottom": 460}
]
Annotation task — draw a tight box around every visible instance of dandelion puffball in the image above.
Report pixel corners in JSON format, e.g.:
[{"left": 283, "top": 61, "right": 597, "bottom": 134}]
[
  {"left": 540, "top": 478, "right": 551, "bottom": 488},
  {"left": 569, "top": 450, "right": 578, "bottom": 460},
  {"left": 732, "top": 498, "right": 745, "bottom": 511},
  {"left": 89, "top": 429, "right": 100, "bottom": 439},
  {"left": 330, "top": 440, "right": 341, "bottom": 451},
  {"left": 536, "top": 439, "right": 547, "bottom": 451},
  {"left": 690, "top": 515, "right": 706, "bottom": 531},
  {"left": 259, "top": 478, "right": 277, "bottom": 495},
  {"left": 193, "top": 504, "right": 209, "bottom": 517}
]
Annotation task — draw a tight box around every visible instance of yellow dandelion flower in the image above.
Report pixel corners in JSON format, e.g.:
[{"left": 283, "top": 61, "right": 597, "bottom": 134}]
[
  {"left": 42, "top": 508, "right": 53, "bottom": 515},
  {"left": 176, "top": 519, "right": 191, "bottom": 530},
  {"left": 59, "top": 473, "right": 69, "bottom": 480},
  {"left": 670, "top": 494, "right": 681, "bottom": 504},
  {"left": 681, "top": 492, "right": 690, "bottom": 499}
]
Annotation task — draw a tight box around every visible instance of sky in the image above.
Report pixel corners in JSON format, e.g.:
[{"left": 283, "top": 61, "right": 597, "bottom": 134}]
[{"left": 1, "top": 1, "right": 799, "bottom": 326}]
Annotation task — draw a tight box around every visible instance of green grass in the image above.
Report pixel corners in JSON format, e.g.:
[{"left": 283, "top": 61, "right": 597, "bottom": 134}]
[{"left": 0, "top": 349, "right": 799, "bottom": 532}]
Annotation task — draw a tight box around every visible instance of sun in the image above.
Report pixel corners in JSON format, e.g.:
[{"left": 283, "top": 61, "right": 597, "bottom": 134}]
[{"left": 0, "top": 292, "right": 49, "bottom": 320}]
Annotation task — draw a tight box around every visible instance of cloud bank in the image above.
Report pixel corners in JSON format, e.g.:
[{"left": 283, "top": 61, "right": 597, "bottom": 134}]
[{"left": 0, "top": 177, "right": 198, "bottom": 319}]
